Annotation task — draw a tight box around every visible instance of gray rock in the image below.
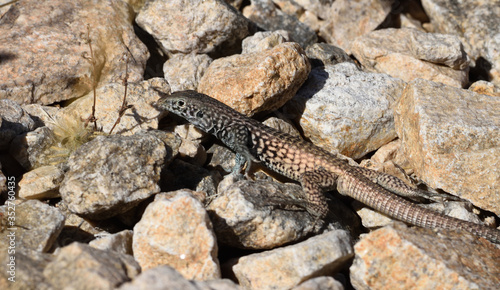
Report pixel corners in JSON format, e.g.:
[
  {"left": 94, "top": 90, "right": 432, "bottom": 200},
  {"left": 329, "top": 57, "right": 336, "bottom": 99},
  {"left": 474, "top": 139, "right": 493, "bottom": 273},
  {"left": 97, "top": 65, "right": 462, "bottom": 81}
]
[
  {"left": 243, "top": 0, "right": 317, "bottom": 48},
  {"left": 241, "top": 31, "right": 289, "bottom": 54},
  {"left": 0, "top": 99, "right": 35, "bottom": 150},
  {"left": 133, "top": 190, "right": 221, "bottom": 280},
  {"left": 163, "top": 53, "right": 212, "bottom": 92},
  {"left": 0, "top": 0, "right": 148, "bottom": 105},
  {"left": 2, "top": 200, "right": 65, "bottom": 253},
  {"left": 233, "top": 230, "right": 354, "bottom": 289},
  {"left": 284, "top": 62, "right": 406, "bottom": 159},
  {"left": 43, "top": 242, "right": 140, "bottom": 289},
  {"left": 119, "top": 265, "right": 241, "bottom": 290},
  {"left": 208, "top": 174, "right": 359, "bottom": 249},
  {"left": 59, "top": 132, "right": 170, "bottom": 219},
  {"left": 137, "top": 0, "right": 249, "bottom": 55},
  {"left": 306, "top": 43, "right": 354, "bottom": 67},
  {"left": 0, "top": 247, "right": 53, "bottom": 289},
  {"left": 293, "top": 276, "right": 344, "bottom": 290},
  {"left": 89, "top": 230, "right": 133, "bottom": 255}
]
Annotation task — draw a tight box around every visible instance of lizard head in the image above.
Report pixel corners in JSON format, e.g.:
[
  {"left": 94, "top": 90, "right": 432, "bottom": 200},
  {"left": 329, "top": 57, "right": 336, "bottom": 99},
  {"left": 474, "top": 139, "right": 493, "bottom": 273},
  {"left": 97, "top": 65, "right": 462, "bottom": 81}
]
[{"left": 152, "top": 89, "right": 227, "bottom": 133}]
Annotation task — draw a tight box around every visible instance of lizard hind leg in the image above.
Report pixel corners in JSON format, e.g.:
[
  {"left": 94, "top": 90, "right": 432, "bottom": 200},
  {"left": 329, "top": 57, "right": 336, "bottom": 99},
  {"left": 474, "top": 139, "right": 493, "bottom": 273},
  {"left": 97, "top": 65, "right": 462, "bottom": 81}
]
[{"left": 299, "top": 168, "right": 337, "bottom": 219}]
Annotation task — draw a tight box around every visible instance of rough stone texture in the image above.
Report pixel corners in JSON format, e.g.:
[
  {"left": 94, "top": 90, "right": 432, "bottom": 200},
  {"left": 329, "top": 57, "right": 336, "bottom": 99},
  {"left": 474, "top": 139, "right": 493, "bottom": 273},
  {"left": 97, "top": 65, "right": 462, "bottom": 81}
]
[
  {"left": 469, "top": 80, "right": 500, "bottom": 97},
  {"left": 351, "top": 28, "right": 469, "bottom": 88},
  {"left": 10, "top": 126, "right": 58, "bottom": 170},
  {"left": 284, "top": 62, "right": 405, "bottom": 159},
  {"left": 209, "top": 175, "right": 359, "bottom": 249},
  {"left": 89, "top": 230, "right": 133, "bottom": 255},
  {"left": 136, "top": 0, "right": 249, "bottom": 55},
  {"left": 0, "top": 247, "right": 53, "bottom": 290},
  {"left": 133, "top": 190, "right": 220, "bottom": 280},
  {"left": 319, "top": 0, "right": 393, "bottom": 54},
  {"left": 59, "top": 132, "right": 169, "bottom": 219},
  {"left": 241, "top": 31, "right": 289, "bottom": 54},
  {"left": 3, "top": 200, "right": 65, "bottom": 252},
  {"left": 0, "top": 163, "right": 5, "bottom": 193},
  {"left": 306, "top": 42, "right": 354, "bottom": 67},
  {"left": 17, "top": 165, "right": 63, "bottom": 199},
  {"left": 119, "top": 265, "right": 241, "bottom": 290},
  {"left": 293, "top": 276, "right": 344, "bottom": 290},
  {"left": 0, "top": 0, "right": 148, "bottom": 105},
  {"left": 163, "top": 53, "right": 212, "bottom": 92},
  {"left": 243, "top": 0, "right": 317, "bottom": 48},
  {"left": 350, "top": 223, "right": 500, "bottom": 290},
  {"left": 394, "top": 79, "right": 500, "bottom": 215},
  {"left": 198, "top": 42, "right": 311, "bottom": 116},
  {"left": 0, "top": 99, "right": 35, "bottom": 150},
  {"left": 421, "top": 0, "right": 500, "bottom": 84},
  {"left": 173, "top": 124, "right": 208, "bottom": 165},
  {"left": 233, "top": 230, "right": 354, "bottom": 290},
  {"left": 61, "top": 78, "right": 170, "bottom": 135},
  {"left": 43, "top": 242, "right": 141, "bottom": 290}
]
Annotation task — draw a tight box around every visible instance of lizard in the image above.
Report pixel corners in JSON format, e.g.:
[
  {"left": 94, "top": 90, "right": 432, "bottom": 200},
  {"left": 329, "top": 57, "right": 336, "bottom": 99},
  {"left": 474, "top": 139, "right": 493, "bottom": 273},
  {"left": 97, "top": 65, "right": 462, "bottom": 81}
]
[{"left": 152, "top": 90, "right": 500, "bottom": 244}]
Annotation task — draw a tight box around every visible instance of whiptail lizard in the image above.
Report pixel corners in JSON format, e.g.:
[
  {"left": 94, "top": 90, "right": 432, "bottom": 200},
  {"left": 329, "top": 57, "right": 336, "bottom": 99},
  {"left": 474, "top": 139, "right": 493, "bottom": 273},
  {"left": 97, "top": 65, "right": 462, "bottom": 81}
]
[{"left": 153, "top": 90, "right": 500, "bottom": 244}]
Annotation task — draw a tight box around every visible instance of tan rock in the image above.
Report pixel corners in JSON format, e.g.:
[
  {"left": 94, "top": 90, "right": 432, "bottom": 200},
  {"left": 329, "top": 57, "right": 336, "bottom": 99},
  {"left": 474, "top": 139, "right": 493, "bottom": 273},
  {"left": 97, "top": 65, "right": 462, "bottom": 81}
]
[
  {"left": 18, "top": 165, "right": 64, "bottom": 199},
  {"left": 469, "top": 80, "right": 500, "bottom": 97},
  {"left": 163, "top": 53, "right": 212, "bottom": 92},
  {"left": 132, "top": 190, "right": 220, "bottom": 280},
  {"left": 350, "top": 223, "right": 500, "bottom": 289},
  {"left": 351, "top": 28, "right": 469, "bottom": 88},
  {"left": 61, "top": 78, "right": 169, "bottom": 135},
  {"left": 394, "top": 79, "right": 500, "bottom": 215},
  {"left": 319, "top": 0, "right": 392, "bottom": 53},
  {"left": 198, "top": 42, "right": 311, "bottom": 116},
  {"left": 0, "top": 0, "right": 148, "bottom": 105}
]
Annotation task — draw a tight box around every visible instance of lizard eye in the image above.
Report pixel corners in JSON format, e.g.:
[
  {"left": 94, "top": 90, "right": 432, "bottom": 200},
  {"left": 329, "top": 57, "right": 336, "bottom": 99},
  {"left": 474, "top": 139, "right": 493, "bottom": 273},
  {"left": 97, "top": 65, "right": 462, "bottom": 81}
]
[
  {"left": 196, "top": 111, "right": 204, "bottom": 118},
  {"left": 177, "top": 100, "right": 185, "bottom": 107}
]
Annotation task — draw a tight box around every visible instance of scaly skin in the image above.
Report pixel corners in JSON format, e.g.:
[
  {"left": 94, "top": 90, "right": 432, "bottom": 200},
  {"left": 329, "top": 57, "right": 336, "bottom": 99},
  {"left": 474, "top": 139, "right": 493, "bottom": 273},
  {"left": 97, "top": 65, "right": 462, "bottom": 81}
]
[{"left": 153, "top": 90, "right": 500, "bottom": 244}]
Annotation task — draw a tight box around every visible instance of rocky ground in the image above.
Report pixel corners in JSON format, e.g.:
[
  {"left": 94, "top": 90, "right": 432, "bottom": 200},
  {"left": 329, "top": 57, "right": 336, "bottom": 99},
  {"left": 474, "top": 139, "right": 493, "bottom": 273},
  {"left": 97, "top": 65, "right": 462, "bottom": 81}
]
[{"left": 1, "top": 0, "right": 500, "bottom": 289}]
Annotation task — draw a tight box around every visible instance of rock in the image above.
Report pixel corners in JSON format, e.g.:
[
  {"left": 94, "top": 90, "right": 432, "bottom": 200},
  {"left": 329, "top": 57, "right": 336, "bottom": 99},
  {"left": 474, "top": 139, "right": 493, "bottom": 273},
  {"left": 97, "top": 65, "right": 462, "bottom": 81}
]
[
  {"left": 232, "top": 230, "right": 354, "bottom": 290},
  {"left": 284, "top": 62, "right": 406, "bottom": 159},
  {"left": 421, "top": 0, "right": 500, "bottom": 83},
  {"left": 351, "top": 28, "right": 469, "bottom": 88},
  {"left": 0, "top": 163, "right": 5, "bottom": 193},
  {"left": 0, "top": 247, "right": 53, "bottom": 290},
  {"left": 61, "top": 78, "right": 170, "bottom": 135},
  {"left": 43, "top": 242, "right": 140, "bottom": 289},
  {"left": 136, "top": 0, "right": 249, "bottom": 55},
  {"left": 89, "top": 230, "right": 133, "bottom": 255},
  {"left": 172, "top": 124, "right": 207, "bottom": 166},
  {"left": 469, "top": 80, "right": 500, "bottom": 97},
  {"left": 0, "top": 99, "right": 35, "bottom": 150},
  {"left": 18, "top": 165, "right": 64, "bottom": 199},
  {"left": 132, "top": 190, "right": 220, "bottom": 280},
  {"left": 119, "top": 265, "right": 241, "bottom": 290},
  {"left": 1, "top": 200, "right": 65, "bottom": 253},
  {"left": 208, "top": 175, "right": 359, "bottom": 249},
  {"left": 306, "top": 43, "right": 354, "bottom": 67},
  {"left": 59, "top": 132, "right": 169, "bottom": 219},
  {"left": 0, "top": 0, "right": 148, "bottom": 105},
  {"left": 164, "top": 159, "right": 220, "bottom": 199},
  {"left": 350, "top": 223, "right": 500, "bottom": 289},
  {"left": 293, "top": 276, "right": 344, "bottom": 290},
  {"left": 243, "top": 0, "right": 317, "bottom": 48},
  {"left": 319, "top": 0, "right": 393, "bottom": 54},
  {"left": 163, "top": 53, "right": 212, "bottom": 92},
  {"left": 394, "top": 79, "right": 500, "bottom": 215},
  {"left": 241, "top": 31, "right": 289, "bottom": 54},
  {"left": 198, "top": 42, "right": 311, "bottom": 116}
]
